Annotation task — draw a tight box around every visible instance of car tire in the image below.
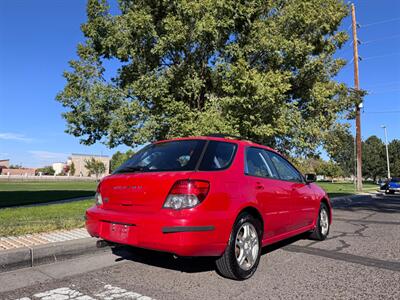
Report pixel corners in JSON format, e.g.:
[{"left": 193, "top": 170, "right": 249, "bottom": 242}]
[
  {"left": 215, "top": 213, "right": 262, "bottom": 280},
  {"left": 309, "top": 203, "right": 330, "bottom": 241}
]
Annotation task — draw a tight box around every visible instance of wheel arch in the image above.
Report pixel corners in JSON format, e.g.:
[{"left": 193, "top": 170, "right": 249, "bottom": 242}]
[{"left": 236, "top": 205, "right": 264, "bottom": 236}]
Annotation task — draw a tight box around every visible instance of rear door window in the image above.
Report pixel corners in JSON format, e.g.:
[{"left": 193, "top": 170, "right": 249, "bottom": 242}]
[
  {"left": 245, "top": 147, "right": 278, "bottom": 179},
  {"left": 267, "top": 151, "right": 304, "bottom": 182},
  {"left": 198, "top": 141, "right": 237, "bottom": 171}
]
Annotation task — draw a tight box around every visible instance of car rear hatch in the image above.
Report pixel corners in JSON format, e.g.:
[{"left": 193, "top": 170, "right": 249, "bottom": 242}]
[
  {"left": 99, "top": 171, "right": 194, "bottom": 213},
  {"left": 96, "top": 138, "right": 238, "bottom": 213},
  {"left": 98, "top": 139, "right": 208, "bottom": 213}
]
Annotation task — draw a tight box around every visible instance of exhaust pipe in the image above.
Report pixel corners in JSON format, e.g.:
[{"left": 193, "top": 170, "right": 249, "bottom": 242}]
[{"left": 96, "top": 239, "right": 111, "bottom": 248}]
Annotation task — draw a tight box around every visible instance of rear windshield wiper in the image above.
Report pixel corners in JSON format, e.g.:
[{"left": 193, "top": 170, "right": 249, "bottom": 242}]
[{"left": 114, "top": 166, "right": 147, "bottom": 174}]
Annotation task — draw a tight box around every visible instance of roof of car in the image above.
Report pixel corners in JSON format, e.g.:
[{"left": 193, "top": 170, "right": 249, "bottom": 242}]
[{"left": 155, "top": 135, "right": 278, "bottom": 153}]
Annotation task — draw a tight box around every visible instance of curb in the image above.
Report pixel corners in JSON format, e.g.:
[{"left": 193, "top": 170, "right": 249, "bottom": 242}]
[{"left": 0, "top": 237, "right": 109, "bottom": 273}]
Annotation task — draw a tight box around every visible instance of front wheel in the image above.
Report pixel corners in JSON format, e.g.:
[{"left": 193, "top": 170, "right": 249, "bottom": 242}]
[
  {"left": 215, "top": 213, "right": 262, "bottom": 280},
  {"left": 309, "top": 203, "right": 330, "bottom": 240}
]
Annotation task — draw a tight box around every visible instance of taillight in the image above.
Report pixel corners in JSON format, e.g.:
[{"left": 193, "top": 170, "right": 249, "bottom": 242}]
[
  {"left": 95, "top": 183, "right": 103, "bottom": 206},
  {"left": 163, "top": 180, "right": 210, "bottom": 210},
  {"left": 95, "top": 192, "right": 103, "bottom": 206}
]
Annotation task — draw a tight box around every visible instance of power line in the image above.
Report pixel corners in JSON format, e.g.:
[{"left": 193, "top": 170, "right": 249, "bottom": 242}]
[
  {"left": 363, "top": 110, "right": 400, "bottom": 114},
  {"left": 361, "top": 17, "right": 400, "bottom": 28},
  {"left": 362, "top": 52, "right": 400, "bottom": 60},
  {"left": 363, "top": 81, "right": 400, "bottom": 88},
  {"left": 362, "top": 34, "right": 400, "bottom": 45},
  {"left": 367, "top": 88, "right": 400, "bottom": 95}
]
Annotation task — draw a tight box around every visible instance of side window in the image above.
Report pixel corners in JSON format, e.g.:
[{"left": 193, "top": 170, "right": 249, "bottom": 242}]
[
  {"left": 245, "top": 148, "right": 277, "bottom": 178},
  {"left": 267, "top": 152, "right": 303, "bottom": 182},
  {"left": 198, "top": 141, "right": 237, "bottom": 171}
]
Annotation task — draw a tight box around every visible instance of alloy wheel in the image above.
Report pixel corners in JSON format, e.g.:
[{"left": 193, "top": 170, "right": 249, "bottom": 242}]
[
  {"left": 235, "top": 222, "right": 259, "bottom": 271},
  {"left": 320, "top": 208, "right": 329, "bottom": 236}
]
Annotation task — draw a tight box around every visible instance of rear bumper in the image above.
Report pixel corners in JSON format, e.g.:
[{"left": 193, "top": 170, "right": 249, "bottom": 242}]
[{"left": 85, "top": 206, "right": 229, "bottom": 257}]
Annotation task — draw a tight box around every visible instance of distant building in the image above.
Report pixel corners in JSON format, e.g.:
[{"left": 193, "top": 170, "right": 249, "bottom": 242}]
[
  {"left": 52, "top": 162, "right": 67, "bottom": 175},
  {"left": 1, "top": 168, "right": 36, "bottom": 176},
  {"left": 68, "top": 153, "right": 110, "bottom": 177},
  {"left": 0, "top": 159, "right": 36, "bottom": 176},
  {"left": 0, "top": 159, "right": 10, "bottom": 174},
  {"left": 0, "top": 159, "right": 10, "bottom": 168}
]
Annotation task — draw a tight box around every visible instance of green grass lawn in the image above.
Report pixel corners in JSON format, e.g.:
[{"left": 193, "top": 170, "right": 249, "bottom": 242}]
[
  {"left": 317, "top": 182, "right": 379, "bottom": 198},
  {"left": 0, "top": 198, "right": 94, "bottom": 236},
  {"left": 0, "top": 181, "right": 97, "bottom": 208}
]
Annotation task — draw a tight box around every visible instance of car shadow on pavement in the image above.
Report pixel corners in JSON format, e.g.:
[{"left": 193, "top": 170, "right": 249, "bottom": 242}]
[
  {"left": 111, "top": 245, "right": 216, "bottom": 273},
  {"left": 111, "top": 233, "right": 311, "bottom": 274},
  {"left": 262, "top": 233, "right": 309, "bottom": 256}
]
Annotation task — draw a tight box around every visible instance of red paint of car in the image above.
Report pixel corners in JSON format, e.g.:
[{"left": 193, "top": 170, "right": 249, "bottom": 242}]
[{"left": 86, "top": 136, "right": 331, "bottom": 277}]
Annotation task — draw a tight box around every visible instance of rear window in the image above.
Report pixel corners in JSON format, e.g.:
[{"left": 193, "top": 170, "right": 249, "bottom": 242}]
[
  {"left": 114, "top": 140, "right": 206, "bottom": 173},
  {"left": 198, "top": 141, "right": 237, "bottom": 171},
  {"left": 391, "top": 177, "right": 400, "bottom": 182}
]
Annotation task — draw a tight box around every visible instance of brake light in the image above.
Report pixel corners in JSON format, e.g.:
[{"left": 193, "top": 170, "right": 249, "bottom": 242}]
[
  {"left": 95, "top": 192, "right": 103, "bottom": 206},
  {"left": 163, "top": 180, "right": 210, "bottom": 210},
  {"left": 95, "top": 182, "right": 103, "bottom": 206}
]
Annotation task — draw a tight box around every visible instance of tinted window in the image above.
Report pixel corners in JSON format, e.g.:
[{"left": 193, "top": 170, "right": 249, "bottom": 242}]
[
  {"left": 199, "top": 141, "right": 237, "bottom": 171},
  {"left": 267, "top": 152, "right": 303, "bottom": 182},
  {"left": 114, "top": 140, "right": 206, "bottom": 173},
  {"left": 245, "top": 148, "right": 278, "bottom": 178}
]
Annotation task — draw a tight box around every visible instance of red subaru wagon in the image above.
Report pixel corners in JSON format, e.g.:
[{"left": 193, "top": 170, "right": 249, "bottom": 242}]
[{"left": 86, "top": 135, "right": 331, "bottom": 280}]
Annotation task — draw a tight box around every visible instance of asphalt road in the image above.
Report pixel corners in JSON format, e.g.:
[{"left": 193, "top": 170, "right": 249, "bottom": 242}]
[{"left": 1, "top": 192, "right": 399, "bottom": 300}]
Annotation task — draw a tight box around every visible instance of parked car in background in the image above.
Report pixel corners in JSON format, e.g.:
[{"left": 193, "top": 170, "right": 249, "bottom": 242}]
[
  {"left": 386, "top": 177, "right": 400, "bottom": 194},
  {"left": 85, "top": 135, "right": 332, "bottom": 280}
]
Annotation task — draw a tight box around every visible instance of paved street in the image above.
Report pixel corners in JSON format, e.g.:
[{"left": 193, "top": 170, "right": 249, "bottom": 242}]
[{"left": 1, "top": 193, "right": 399, "bottom": 300}]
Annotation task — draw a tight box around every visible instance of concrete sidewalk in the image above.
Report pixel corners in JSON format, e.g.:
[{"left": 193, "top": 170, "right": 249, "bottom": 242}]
[
  {"left": 0, "top": 227, "right": 105, "bottom": 273},
  {"left": 0, "top": 228, "right": 90, "bottom": 251}
]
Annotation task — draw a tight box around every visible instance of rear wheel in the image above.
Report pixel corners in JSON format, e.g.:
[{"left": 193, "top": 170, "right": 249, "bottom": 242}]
[
  {"left": 309, "top": 203, "right": 330, "bottom": 240},
  {"left": 215, "top": 213, "right": 262, "bottom": 280}
]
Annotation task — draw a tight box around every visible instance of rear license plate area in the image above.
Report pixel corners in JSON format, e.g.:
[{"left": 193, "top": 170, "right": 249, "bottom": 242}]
[{"left": 102, "top": 222, "right": 136, "bottom": 243}]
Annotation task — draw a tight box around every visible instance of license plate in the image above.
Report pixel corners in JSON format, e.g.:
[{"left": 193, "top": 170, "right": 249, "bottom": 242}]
[{"left": 109, "top": 223, "right": 131, "bottom": 241}]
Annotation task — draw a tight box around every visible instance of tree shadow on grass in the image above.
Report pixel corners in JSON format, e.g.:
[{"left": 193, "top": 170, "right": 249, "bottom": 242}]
[{"left": 0, "top": 190, "right": 95, "bottom": 208}]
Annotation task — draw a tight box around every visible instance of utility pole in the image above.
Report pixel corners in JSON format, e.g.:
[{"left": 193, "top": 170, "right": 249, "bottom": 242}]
[
  {"left": 351, "top": 3, "right": 363, "bottom": 191},
  {"left": 381, "top": 125, "right": 391, "bottom": 179}
]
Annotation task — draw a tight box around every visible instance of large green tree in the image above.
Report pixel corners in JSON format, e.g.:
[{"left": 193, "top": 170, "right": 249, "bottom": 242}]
[
  {"left": 315, "top": 160, "right": 343, "bottom": 180},
  {"left": 110, "top": 149, "right": 135, "bottom": 172},
  {"left": 362, "top": 136, "right": 386, "bottom": 181},
  {"left": 388, "top": 139, "right": 400, "bottom": 177},
  {"left": 84, "top": 158, "right": 107, "bottom": 178},
  {"left": 36, "top": 166, "right": 55, "bottom": 175},
  {"left": 325, "top": 125, "right": 355, "bottom": 177},
  {"left": 57, "top": 0, "right": 354, "bottom": 155}
]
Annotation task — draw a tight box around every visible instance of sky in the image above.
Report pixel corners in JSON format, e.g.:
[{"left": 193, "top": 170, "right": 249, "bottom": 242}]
[{"left": 0, "top": 0, "right": 399, "bottom": 168}]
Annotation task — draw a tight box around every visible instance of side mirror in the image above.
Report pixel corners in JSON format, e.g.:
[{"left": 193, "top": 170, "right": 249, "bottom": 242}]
[{"left": 305, "top": 173, "right": 316, "bottom": 183}]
